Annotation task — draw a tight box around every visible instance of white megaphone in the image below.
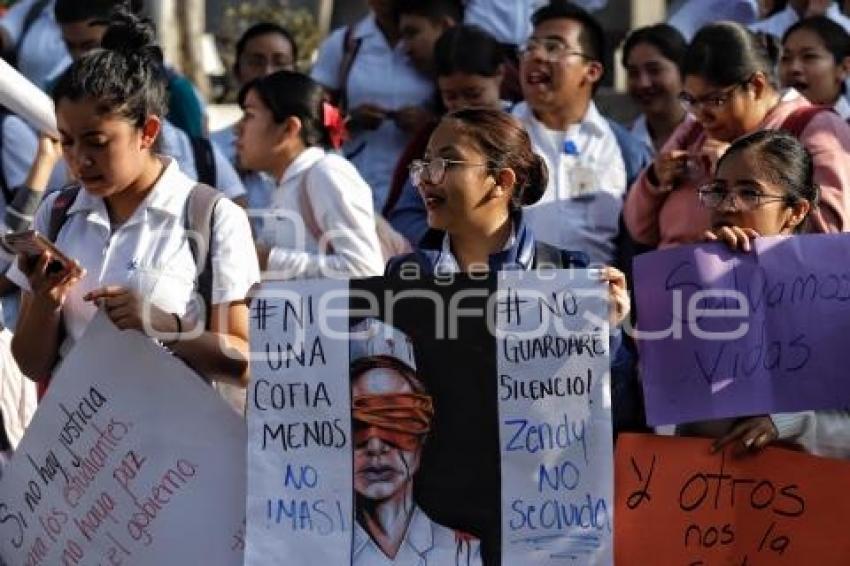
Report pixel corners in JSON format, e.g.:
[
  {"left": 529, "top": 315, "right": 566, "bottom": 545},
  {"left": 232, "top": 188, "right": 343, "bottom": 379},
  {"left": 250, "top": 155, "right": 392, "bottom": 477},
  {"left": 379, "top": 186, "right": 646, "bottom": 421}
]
[{"left": 0, "top": 57, "right": 58, "bottom": 138}]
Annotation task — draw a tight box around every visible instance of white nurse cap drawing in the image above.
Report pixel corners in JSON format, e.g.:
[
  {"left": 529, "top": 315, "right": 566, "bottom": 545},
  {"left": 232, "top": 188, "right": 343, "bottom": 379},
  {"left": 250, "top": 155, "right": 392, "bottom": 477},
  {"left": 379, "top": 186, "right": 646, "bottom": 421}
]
[{"left": 349, "top": 318, "right": 417, "bottom": 372}]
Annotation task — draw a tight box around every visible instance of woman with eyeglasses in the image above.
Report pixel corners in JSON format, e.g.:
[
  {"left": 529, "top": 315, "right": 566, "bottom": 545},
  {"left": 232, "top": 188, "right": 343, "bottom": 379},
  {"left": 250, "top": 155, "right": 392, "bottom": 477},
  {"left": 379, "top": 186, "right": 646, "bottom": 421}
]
[
  {"left": 624, "top": 21, "right": 850, "bottom": 250},
  {"left": 385, "top": 107, "right": 630, "bottom": 322},
  {"left": 385, "top": 107, "right": 632, "bottom": 561},
  {"left": 680, "top": 129, "right": 850, "bottom": 458},
  {"left": 385, "top": 24, "right": 509, "bottom": 245}
]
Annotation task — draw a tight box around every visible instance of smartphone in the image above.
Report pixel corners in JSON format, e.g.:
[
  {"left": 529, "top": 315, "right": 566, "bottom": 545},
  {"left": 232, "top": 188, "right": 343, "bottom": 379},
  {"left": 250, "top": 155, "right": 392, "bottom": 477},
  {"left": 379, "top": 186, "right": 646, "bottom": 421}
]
[{"left": 1, "top": 230, "right": 77, "bottom": 275}]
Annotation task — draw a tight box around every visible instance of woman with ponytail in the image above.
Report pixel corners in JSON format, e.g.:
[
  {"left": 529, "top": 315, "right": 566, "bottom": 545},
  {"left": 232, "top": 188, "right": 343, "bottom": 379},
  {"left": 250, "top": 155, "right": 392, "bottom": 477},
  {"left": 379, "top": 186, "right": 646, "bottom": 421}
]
[
  {"left": 385, "top": 108, "right": 630, "bottom": 328},
  {"left": 9, "top": 9, "right": 260, "bottom": 386},
  {"left": 383, "top": 108, "right": 632, "bottom": 562},
  {"left": 236, "top": 70, "right": 384, "bottom": 278}
]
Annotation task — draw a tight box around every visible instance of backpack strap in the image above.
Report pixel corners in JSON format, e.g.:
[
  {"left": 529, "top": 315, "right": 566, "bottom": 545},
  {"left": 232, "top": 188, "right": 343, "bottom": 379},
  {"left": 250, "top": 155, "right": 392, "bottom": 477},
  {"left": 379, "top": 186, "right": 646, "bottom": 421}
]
[
  {"left": 337, "top": 24, "right": 363, "bottom": 113},
  {"left": 47, "top": 185, "right": 82, "bottom": 243},
  {"left": 297, "top": 161, "right": 333, "bottom": 253},
  {"left": 184, "top": 183, "right": 222, "bottom": 327},
  {"left": 531, "top": 241, "right": 589, "bottom": 269},
  {"left": 779, "top": 105, "right": 834, "bottom": 138},
  {"left": 189, "top": 136, "right": 217, "bottom": 188}
]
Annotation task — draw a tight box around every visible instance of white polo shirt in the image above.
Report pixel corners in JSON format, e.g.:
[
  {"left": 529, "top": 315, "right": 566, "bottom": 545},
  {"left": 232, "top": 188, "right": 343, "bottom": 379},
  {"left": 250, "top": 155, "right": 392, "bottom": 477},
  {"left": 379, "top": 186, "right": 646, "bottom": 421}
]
[
  {"left": 259, "top": 146, "right": 384, "bottom": 280},
  {"left": 835, "top": 95, "right": 850, "bottom": 121},
  {"left": 159, "top": 120, "right": 246, "bottom": 200},
  {"left": 513, "top": 101, "right": 626, "bottom": 265},
  {"left": 8, "top": 158, "right": 259, "bottom": 351},
  {"left": 0, "top": 0, "right": 70, "bottom": 91},
  {"left": 310, "top": 14, "right": 434, "bottom": 210},
  {"left": 463, "top": 0, "right": 608, "bottom": 46},
  {"left": 629, "top": 114, "right": 654, "bottom": 155},
  {"left": 750, "top": 4, "right": 850, "bottom": 37}
]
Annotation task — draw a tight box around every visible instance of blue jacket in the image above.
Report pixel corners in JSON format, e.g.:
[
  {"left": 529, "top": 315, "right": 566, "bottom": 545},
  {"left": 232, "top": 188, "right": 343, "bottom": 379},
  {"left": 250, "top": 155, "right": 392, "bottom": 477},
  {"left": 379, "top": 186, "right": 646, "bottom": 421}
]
[
  {"left": 386, "top": 209, "right": 588, "bottom": 274},
  {"left": 386, "top": 208, "right": 639, "bottom": 434}
]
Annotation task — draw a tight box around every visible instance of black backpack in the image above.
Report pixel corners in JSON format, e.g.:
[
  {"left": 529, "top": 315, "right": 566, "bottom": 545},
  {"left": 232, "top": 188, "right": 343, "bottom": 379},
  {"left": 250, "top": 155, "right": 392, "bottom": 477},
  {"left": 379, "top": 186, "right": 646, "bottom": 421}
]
[{"left": 189, "top": 136, "right": 217, "bottom": 188}]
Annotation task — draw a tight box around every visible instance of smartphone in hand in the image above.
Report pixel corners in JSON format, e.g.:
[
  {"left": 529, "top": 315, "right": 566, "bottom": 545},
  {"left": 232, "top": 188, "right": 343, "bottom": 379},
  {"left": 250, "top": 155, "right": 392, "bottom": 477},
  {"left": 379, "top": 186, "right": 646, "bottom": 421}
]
[{"left": 1, "top": 230, "right": 79, "bottom": 275}]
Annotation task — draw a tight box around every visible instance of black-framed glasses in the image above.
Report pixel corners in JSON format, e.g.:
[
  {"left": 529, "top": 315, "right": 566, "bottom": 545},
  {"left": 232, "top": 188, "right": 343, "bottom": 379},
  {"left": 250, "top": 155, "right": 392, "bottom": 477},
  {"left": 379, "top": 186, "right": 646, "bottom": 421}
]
[
  {"left": 409, "top": 158, "right": 488, "bottom": 186},
  {"left": 678, "top": 77, "right": 752, "bottom": 113},
  {"left": 697, "top": 184, "right": 791, "bottom": 211},
  {"left": 519, "top": 37, "right": 590, "bottom": 62}
]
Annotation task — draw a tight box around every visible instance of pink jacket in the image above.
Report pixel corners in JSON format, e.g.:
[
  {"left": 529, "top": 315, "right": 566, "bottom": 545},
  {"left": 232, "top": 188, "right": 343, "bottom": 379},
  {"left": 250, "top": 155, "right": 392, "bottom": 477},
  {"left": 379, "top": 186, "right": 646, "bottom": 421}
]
[{"left": 624, "top": 90, "right": 850, "bottom": 248}]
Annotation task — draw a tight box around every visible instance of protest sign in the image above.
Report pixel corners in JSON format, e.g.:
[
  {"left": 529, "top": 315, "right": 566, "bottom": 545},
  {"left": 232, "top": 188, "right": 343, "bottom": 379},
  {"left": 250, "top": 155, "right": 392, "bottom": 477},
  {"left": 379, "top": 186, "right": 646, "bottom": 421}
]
[
  {"left": 246, "top": 271, "right": 614, "bottom": 565},
  {"left": 615, "top": 433, "right": 850, "bottom": 565},
  {"left": 246, "top": 278, "right": 353, "bottom": 565},
  {"left": 0, "top": 313, "right": 246, "bottom": 566},
  {"left": 497, "top": 271, "right": 613, "bottom": 564},
  {"left": 633, "top": 234, "right": 850, "bottom": 426}
]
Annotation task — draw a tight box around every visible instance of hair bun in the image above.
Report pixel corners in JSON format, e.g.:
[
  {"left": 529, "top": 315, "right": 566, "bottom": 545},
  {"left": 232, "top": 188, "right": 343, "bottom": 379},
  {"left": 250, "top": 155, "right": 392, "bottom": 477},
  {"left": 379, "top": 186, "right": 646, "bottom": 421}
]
[
  {"left": 521, "top": 153, "right": 548, "bottom": 206},
  {"left": 101, "top": 6, "right": 163, "bottom": 63}
]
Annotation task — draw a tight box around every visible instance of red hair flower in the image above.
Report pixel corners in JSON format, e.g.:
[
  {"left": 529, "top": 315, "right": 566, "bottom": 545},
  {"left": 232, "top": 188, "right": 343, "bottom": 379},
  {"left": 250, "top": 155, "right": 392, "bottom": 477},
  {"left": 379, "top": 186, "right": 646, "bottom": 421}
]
[{"left": 322, "top": 101, "right": 348, "bottom": 150}]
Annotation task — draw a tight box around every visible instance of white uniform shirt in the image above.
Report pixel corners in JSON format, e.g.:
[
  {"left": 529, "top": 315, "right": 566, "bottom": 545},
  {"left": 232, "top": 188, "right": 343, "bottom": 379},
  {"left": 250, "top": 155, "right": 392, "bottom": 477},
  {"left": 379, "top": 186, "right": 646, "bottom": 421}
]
[
  {"left": 261, "top": 146, "right": 383, "bottom": 279},
  {"left": 668, "top": 0, "right": 759, "bottom": 41},
  {"left": 629, "top": 114, "right": 654, "bottom": 156},
  {"left": 0, "top": 0, "right": 70, "bottom": 91},
  {"left": 463, "top": 0, "right": 608, "bottom": 46},
  {"left": 211, "top": 123, "right": 276, "bottom": 224},
  {"left": 513, "top": 101, "right": 626, "bottom": 265},
  {"left": 7, "top": 158, "right": 259, "bottom": 352},
  {"left": 751, "top": 4, "right": 850, "bottom": 37},
  {"left": 835, "top": 95, "right": 850, "bottom": 121},
  {"left": 353, "top": 506, "right": 482, "bottom": 566},
  {"left": 159, "top": 120, "right": 246, "bottom": 200},
  {"left": 310, "top": 14, "right": 434, "bottom": 210}
]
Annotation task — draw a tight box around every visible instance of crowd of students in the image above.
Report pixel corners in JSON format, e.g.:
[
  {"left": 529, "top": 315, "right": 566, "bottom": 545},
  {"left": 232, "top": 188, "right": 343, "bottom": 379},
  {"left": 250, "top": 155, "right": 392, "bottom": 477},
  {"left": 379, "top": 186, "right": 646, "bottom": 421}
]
[{"left": 1, "top": 0, "right": 850, "bottom": 540}]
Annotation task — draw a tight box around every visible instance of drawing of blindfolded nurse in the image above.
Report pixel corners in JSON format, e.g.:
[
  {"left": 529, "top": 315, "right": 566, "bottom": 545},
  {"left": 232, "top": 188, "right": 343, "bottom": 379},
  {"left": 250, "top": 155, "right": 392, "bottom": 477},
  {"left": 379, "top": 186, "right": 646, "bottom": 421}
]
[{"left": 350, "top": 318, "right": 482, "bottom": 566}]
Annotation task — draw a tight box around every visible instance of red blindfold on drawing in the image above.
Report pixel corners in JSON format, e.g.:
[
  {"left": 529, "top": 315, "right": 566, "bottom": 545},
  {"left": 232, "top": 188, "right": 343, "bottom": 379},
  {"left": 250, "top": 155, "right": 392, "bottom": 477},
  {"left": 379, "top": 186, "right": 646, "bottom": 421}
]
[{"left": 352, "top": 393, "right": 434, "bottom": 452}]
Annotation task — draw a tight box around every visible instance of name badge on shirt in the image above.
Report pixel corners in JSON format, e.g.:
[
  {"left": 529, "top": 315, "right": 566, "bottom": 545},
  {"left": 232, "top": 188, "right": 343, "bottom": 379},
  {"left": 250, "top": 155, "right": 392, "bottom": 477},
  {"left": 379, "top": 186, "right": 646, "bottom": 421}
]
[{"left": 568, "top": 164, "right": 599, "bottom": 197}]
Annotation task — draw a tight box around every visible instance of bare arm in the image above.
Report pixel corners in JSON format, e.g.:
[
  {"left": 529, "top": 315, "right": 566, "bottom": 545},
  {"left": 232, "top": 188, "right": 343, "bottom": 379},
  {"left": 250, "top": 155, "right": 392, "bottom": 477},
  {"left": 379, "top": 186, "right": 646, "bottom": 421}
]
[
  {"left": 11, "top": 252, "right": 84, "bottom": 380},
  {"left": 84, "top": 286, "right": 251, "bottom": 387}
]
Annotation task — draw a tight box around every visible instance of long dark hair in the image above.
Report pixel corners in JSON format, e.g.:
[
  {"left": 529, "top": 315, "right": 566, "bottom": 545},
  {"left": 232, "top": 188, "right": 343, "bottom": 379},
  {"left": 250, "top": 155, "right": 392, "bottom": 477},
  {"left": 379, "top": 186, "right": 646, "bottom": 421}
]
[
  {"left": 684, "top": 22, "right": 777, "bottom": 87},
  {"left": 238, "top": 70, "right": 333, "bottom": 149}
]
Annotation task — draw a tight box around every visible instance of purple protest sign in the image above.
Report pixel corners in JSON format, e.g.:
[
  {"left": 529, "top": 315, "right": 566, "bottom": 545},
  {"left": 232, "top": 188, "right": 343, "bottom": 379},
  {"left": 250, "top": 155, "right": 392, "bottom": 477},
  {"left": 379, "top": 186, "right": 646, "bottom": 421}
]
[{"left": 633, "top": 233, "right": 850, "bottom": 426}]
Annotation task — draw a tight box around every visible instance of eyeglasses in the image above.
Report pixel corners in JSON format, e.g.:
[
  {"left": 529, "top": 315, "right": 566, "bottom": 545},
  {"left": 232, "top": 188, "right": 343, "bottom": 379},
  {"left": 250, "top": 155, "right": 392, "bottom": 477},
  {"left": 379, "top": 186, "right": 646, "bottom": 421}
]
[
  {"left": 678, "top": 79, "right": 751, "bottom": 113},
  {"left": 409, "top": 158, "right": 488, "bottom": 186},
  {"left": 697, "top": 184, "right": 791, "bottom": 211},
  {"left": 519, "top": 37, "right": 590, "bottom": 62}
]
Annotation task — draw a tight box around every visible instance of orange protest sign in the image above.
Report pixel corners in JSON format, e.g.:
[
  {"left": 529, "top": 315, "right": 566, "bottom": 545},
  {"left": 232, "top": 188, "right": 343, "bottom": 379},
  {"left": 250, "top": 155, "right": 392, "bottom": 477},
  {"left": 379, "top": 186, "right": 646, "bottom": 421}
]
[{"left": 615, "top": 434, "right": 850, "bottom": 565}]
